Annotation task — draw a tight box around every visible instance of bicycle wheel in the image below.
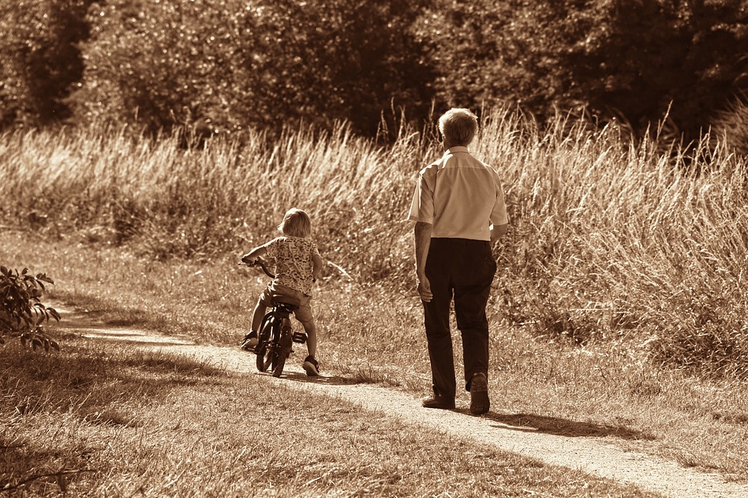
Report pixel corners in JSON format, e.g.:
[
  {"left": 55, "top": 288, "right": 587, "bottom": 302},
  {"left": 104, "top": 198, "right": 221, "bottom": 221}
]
[
  {"left": 271, "top": 321, "right": 294, "bottom": 377},
  {"left": 255, "top": 317, "right": 276, "bottom": 373}
]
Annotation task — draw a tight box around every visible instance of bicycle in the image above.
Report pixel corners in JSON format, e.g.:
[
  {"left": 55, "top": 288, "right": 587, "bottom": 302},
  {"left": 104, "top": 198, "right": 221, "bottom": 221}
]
[{"left": 241, "top": 258, "right": 308, "bottom": 377}]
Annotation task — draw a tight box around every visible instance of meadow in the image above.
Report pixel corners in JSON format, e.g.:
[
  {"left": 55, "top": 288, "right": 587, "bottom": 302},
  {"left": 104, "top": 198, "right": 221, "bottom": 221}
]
[
  {"left": 3, "top": 109, "right": 747, "bottom": 376},
  {"left": 2, "top": 108, "right": 748, "bottom": 494}
]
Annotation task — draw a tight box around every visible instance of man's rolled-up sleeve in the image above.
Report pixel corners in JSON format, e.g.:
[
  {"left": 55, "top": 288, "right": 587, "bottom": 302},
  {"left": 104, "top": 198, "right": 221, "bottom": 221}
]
[{"left": 408, "top": 173, "right": 434, "bottom": 223}]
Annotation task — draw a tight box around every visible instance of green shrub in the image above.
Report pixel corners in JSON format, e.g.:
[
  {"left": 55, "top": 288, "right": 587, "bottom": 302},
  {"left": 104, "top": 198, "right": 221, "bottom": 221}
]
[{"left": 0, "top": 266, "right": 60, "bottom": 350}]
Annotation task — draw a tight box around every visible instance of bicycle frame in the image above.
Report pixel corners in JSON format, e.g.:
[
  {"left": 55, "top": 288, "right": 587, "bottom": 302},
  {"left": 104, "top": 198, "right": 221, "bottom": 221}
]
[{"left": 242, "top": 257, "right": 306, "bottom": 377}]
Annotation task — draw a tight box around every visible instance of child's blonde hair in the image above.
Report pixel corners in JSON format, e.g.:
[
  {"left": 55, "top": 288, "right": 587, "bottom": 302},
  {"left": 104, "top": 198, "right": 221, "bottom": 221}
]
[{"left": 278, "top": 208, "right": 312, "bottom": 237}]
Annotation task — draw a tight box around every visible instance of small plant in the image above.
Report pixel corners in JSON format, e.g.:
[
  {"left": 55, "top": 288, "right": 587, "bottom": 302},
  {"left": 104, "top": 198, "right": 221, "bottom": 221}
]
[{"left": 0, "top": 266, "right": 60, "bottom": 350}]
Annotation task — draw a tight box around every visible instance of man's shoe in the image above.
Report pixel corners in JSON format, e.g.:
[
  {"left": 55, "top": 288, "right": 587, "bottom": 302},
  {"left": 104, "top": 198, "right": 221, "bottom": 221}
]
[
  {"left": 240, "top": 331, "right": 258, "bottom": 352},
  {"left": 421, "top": 396, "right": 455, "bottom": 410},
  {"left": 302, "top": 355, "right": 320, "bottom": 376},
  {"left": 470, "top": 372, "right": 490, "bottom": 415}
]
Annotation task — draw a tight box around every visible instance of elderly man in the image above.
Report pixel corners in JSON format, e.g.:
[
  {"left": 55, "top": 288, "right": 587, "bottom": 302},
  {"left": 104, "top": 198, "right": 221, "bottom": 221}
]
[{"left": 408, "top": 108, "right": 509, "bottom": 415}]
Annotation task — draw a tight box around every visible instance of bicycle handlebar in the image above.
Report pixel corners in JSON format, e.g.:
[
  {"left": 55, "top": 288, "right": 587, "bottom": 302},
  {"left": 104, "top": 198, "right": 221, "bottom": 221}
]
[
  {"left": 241, "top": 256, "right": 317, "bottom": 283},
  {"left": 241, "top": 257, "right": 275, "bottom": 278}
]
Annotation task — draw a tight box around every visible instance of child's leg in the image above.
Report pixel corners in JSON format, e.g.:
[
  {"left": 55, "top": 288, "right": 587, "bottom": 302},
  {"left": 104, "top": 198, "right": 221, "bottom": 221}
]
[
  {"left": 294, "top": 300, "right": 317, "bottom": 359},
  {"left": 241, "top": 295, "right": 267, "bottom": 350},
  {"left": 302, "top": 320, "right": 317, "bottom": 358},
  {"left": 251, "top": 296, "right": 267, "bottom": 333},
  {"left": 300, "top": 318, "right": 319, "bottom": 376}
]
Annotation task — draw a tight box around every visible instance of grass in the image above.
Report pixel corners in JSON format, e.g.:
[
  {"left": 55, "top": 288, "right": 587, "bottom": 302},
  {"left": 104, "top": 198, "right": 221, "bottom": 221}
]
[
  {"left": 1, "top": 338, "right": 661, "bottom": 497},
  {"left": 2, "top": 108, "right": 748, "bottom": 492},
  {"left": 2, "top": 110, "right": 747, "bottom": 377},
  {"left": 2, "top": 230, "right": 748, "bottom": 493}
]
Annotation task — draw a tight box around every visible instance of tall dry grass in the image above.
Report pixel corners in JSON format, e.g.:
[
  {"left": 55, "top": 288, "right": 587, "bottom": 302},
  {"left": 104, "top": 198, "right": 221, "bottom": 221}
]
[
  {"left": 478, "top": 111, "right": 748, "bottom": 377},
  {"left": 2, "top": 109, "right": 747, "bottom": 377}
]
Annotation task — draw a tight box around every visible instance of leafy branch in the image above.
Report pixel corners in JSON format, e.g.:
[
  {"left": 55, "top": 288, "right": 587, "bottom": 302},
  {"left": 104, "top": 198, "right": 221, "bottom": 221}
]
[{"left": 0, "top": 266, "right": 60, "bottom": 350}]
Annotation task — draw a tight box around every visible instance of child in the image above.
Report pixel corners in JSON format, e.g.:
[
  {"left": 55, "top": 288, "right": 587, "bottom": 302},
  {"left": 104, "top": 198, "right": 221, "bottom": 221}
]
[{"left": 240, "top": 208, "right": 324, "bottom": 376}]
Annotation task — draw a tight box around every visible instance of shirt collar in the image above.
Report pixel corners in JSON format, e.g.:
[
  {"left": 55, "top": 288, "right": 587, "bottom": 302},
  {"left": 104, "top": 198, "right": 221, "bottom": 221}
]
[{"left": 447, "top": 146, "right": 469, "bottom": 154}]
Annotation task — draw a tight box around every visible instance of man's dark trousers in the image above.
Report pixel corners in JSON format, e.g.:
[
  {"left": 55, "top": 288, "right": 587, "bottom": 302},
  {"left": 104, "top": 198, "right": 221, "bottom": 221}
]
[{"left": 423, "top": 238, "right": 497, "bottom": 401}]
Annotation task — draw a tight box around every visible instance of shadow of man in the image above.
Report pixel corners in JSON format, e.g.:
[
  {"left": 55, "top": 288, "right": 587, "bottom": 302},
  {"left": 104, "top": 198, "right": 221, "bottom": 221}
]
[{"left": 476, "top": 412, "right": 653, "bottom": 440}]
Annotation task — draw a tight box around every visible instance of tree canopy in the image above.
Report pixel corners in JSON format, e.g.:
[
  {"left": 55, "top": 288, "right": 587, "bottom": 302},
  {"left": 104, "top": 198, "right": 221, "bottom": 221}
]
[{"left": 2, "top": 0, "right": 748, "bottom": 141}]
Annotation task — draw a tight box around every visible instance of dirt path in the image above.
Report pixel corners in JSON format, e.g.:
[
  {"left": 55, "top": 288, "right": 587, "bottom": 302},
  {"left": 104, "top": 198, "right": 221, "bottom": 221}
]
[{"left": 62, "top": 306, "right": 747, "bottom": 498}]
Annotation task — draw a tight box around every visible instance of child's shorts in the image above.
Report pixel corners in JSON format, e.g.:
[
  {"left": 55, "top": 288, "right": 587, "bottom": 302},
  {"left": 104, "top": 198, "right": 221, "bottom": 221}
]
[{"left": 260, "top": 282, "right": 314, "bottom": 325}]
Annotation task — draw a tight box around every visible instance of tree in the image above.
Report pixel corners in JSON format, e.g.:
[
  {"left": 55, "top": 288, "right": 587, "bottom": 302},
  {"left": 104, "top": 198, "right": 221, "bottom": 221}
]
[
  {"left": 245, "top": 0, "right": 436, "bottom": 136},
  {"left": 568, "top": 0, "right": 748, "bottom": 138},
  {"left": 69, "top": 0, "right": 250, "bottom": 136},
  {"left": 0, "top": 0, "right": 93, "bottom": 129},
  {"left": 416, "top": 1, "right": 595, "bottom": 118},
  {"left": 422, "top": 0, "right": 748, "bottom": 140},
  {"left": 71, "top": 0, "right": 435, "bottom": 137}
]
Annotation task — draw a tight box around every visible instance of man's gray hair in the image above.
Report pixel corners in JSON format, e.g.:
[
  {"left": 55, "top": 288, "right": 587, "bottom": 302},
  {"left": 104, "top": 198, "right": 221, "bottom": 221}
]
[{"left": 438, "top": 108, "right": 478, "bottom": 146}]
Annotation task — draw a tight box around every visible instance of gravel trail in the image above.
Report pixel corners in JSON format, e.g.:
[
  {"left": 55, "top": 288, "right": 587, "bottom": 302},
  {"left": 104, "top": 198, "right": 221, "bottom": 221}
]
[{"left": 66, "top": 306, "right": 747, "bottom": 498}]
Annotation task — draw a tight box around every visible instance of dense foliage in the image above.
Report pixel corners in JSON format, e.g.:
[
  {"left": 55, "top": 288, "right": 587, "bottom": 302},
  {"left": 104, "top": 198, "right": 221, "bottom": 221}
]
[
  {"left": 425, "top": 0, "right": 748, "bottom": 139},
  {"left": 0, "top": 0, "right": 92, "bottom": 128},
  {"left": 67, "top": 0, "right": 435, "bottom": 137},
  {"left": 3, "top": 0, "right": 748, "bottom": 140},
  {"left": 0, "top": 266, "right": 59, "bottom": 350}
]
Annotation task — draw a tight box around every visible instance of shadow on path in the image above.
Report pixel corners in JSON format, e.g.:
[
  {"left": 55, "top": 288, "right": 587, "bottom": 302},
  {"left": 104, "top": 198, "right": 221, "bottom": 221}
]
[
  {"left": 465, "top": 411, "right": 655, "bottom": 440},
  {"left": 269, "top": 370, "right": 361, "bottom": 386}
]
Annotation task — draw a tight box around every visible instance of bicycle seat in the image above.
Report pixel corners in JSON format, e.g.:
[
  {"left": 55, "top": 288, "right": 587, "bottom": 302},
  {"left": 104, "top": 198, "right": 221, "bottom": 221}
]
[{"left": 269, "top": 293, "right": 301, "bottom": 308}]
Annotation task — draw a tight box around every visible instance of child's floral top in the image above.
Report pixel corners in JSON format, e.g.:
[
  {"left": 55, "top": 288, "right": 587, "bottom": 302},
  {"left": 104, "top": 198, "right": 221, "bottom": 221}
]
[{"left": 265, "top": 236, "right": 320, "bottom": 296}]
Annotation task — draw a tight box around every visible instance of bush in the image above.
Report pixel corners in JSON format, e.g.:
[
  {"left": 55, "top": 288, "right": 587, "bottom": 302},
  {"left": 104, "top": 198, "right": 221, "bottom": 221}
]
[
  {"left": 0, "top": 0, "right": 93, "bottom": 129},
  {"left": 70, "top": 0, "right": 434, "bottom": 138},
  {"left": 422, "top": 0, "right": 748, "bottom": 141},
  {"left": 0, "top": 266, "right": 60, "bottom": 350}
]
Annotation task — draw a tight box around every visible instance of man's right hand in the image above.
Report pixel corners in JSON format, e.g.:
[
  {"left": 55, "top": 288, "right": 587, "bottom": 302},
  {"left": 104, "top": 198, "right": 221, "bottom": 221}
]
[
  {"left": 414, "top": 222, "right": 434, "bottom": 302},
  {"left": 417, "top": 274, "right": 433, "bottom": 303}
]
